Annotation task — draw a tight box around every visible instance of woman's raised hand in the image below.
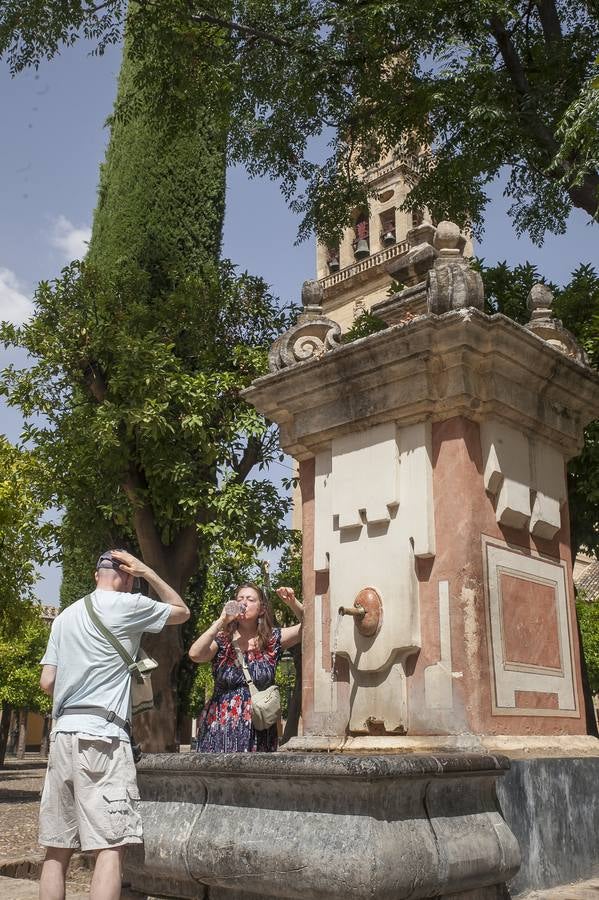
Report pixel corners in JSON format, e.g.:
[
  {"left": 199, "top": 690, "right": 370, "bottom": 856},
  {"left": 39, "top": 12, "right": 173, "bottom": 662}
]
[
  {"left": 219, "top": 601, "right": 241, "bottom": 627},
  {"left": 275, "top": 586, "right": 296, "bottom": 606}
]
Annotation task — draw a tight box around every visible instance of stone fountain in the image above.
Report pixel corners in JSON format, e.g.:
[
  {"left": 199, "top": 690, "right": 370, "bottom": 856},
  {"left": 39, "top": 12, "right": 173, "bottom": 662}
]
[{"left": 124, "top": 223, "right": 599, "bottom": 899}]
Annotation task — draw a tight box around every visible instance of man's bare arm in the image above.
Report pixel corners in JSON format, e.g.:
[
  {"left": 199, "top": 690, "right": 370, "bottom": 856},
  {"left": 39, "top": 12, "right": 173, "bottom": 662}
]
[
  {"left": 40, "top": 665, "right": 56, "bottom": 696},
  {"left": 111, "top": 550, "right": 191, "bottom": 625}
]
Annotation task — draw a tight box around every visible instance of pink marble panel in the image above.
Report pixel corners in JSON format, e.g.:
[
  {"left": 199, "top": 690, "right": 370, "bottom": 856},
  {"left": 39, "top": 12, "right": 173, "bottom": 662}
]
[{"left": 501, "top": 574, "right": 561, "bottom": 670}]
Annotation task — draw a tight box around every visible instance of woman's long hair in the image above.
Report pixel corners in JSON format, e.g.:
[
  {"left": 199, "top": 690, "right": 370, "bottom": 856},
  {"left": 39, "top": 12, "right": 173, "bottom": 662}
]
[{"left": 224, "top": 582, "right": 275, "bottom": 651}]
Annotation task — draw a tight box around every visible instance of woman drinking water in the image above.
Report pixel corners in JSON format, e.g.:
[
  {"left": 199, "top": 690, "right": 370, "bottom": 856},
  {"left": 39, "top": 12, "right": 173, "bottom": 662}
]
[{"left": 189, "top": 583, "right": 302, "bottom": 752}]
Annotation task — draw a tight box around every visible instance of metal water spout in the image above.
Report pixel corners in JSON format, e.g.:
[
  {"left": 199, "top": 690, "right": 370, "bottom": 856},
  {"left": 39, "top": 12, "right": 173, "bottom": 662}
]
[{"left": 338, "top": 587, "right": 382, "bottom": 637}]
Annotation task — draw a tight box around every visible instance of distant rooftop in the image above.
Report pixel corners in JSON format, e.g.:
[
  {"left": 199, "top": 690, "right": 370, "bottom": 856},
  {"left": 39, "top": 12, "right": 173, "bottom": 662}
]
[{"left": 575, "top": 554, "right": 599, "bottom": 602}]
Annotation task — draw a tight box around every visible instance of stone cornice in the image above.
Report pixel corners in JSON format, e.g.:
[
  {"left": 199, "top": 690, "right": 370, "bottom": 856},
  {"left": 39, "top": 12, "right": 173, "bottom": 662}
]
[{"left": 242, "top": 309, "right": 599, "bottom": 460}]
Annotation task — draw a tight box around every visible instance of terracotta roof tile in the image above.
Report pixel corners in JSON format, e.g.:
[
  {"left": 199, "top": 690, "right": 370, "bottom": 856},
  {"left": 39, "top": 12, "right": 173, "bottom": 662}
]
[{"left": 576, "top": 559, "right": 599, "bottom": 602}]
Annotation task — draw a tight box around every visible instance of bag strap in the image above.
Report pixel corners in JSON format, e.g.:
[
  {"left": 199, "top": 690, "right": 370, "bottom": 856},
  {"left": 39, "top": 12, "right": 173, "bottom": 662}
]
[
  {"left": 84, "top": 594, "right": 144, "bottom": 684},
  {"left": 232, "top": 640, "right": 258, "bottom": 697},
  {"left": 60, "top": 705, "right": 130, "bottom": 732}
]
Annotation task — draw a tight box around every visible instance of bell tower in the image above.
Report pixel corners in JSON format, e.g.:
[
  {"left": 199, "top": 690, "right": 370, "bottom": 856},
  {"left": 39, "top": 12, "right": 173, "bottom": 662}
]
[{"left": 315, "top": 149, "right": 433, "bottom": 331}]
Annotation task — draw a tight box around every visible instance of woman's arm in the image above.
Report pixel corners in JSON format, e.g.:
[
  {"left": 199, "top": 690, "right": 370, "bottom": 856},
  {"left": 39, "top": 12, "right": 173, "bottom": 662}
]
[
  {"left": 280, "top": 622, "right": 302, "bottom": 651},
  {"left": 188, "top": 607, "right": 237, "bottom": 663},
  {"left": 275, "top": 586, "right": 304, "bottom": 651}
]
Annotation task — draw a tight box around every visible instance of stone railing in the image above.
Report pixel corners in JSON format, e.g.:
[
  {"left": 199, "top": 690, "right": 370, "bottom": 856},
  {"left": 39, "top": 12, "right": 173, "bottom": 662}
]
[{"left": 319, "top": 239, "right": 410, "bottom": 292}]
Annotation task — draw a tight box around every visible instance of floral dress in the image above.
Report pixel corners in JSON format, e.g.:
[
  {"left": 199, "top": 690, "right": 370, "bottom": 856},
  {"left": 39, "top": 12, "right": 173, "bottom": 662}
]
[{"left": 196, "top": 627, "right": 282, "bottom": 752}]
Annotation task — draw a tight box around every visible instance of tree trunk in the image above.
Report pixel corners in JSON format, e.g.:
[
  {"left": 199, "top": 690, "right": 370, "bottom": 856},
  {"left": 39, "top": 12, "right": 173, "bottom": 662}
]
[
  {"left": 133, "top": 625, "right": 184, "bottom": 753},
  {"left": 7, "top": 709, "right": 18, "bottom": 756},
  {"left": 281, "top": 644, "right": 302, "bottom": 745},
  {"left": 0, "top": 703, "right": 12, "bottom": 769},
  {"left": 16, "top": 708, "right": 29, "bottom": 759},
  {"left": 40, "top": 714, "right": 52, "bottom": 759}
]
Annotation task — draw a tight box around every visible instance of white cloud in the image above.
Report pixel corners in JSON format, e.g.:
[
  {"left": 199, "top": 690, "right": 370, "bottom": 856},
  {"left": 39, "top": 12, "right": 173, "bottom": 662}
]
[
  {"left": 50, "top": 215, "right": 91, "bottom": 261},
  {"left": 0, "top": 268, "right": 33, "bottom": 325}
]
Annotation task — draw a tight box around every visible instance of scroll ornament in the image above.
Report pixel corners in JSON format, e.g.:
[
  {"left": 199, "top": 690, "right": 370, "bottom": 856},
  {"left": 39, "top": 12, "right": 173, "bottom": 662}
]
[{"left": 268, "top": 279, "right": 342, "bottom": 372}]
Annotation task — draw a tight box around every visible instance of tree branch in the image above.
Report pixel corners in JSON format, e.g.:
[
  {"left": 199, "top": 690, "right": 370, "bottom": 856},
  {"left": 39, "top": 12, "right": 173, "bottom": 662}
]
[
  {"left": 488, "top": 14, "right": 560, "bottom": 157},
  {"left": 232, "top": 435, "right": 263, "bottom": 484},
  {"left": 190, "top": 13, "right": 291, "bottom": 48},
  {"left": 80, "top": 359, "right": 108, "bottom": 404},
  {"left": 167, "top": 524, "right": 200, "bottom": 591},
  {"left": 536, "top": 0, "right": 563, "bottom": 44},
  {"left": 122, "top": 465, "right": 169, "bottom": 578}
]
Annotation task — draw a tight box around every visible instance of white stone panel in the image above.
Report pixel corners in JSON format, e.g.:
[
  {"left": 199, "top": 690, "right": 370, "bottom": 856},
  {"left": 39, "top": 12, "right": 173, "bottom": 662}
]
[
  {"left": 313, "top": 447, "right": 332, "bottom": 573},
  {"left": 530, "top": 443, "right": 566, "bottom": 540},
  {"left": 313, "top": 593, "right": 337, "bottom": 715},
  {"left": 481, "top": 421, "right": 531, "bottom": 529},
  {"left": 348, "top": 661, "right": 407, "bottom": 733},
  {"left": 424, "top": 580, "right": 453, "bottom": 710},
  {"left": 331, "top": 423, "right": 400, "bottom": 529},
  {"left": 318, "top": 423, "right": 434, "bottom": 673},
  {"left": 484, "top": 540, "right": 577, "bottom": 714},
  {"left": 398, "top": 423, "right": 436, "bottom": 558}
]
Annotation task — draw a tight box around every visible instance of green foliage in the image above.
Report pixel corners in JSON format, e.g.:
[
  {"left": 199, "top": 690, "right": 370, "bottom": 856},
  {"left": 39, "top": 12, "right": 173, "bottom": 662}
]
[
  {"left": 0, "top": 438, "right": 51, "bottom": 716},
  {"left": 342, "top": 311, "right": 388, "bottom": 344},
  {"left": 0, "top": 603, "right": 52, "bottom": 714},
  {"left": 577, "top": 597, "right": 599, "bottom": 693},
  {"left": 2, "top": 2, "right": 598, "bottom": 244},
  {"left": 0, "top": 438, "right": 47, "bottom": 627},
  {"left": 1, "top": 14, "right": 294, "bottom": 615},
  {"left": 271, "top": 529, "right": 302, "bottom": 625},
  {"left": 88, "top": 28, "right": 227, "bottom": 288},
  {"left": 478, "top": 259, "right": 599, "bottom": 556},
  {"left": 1, "top": 260, "right": 293, "bottom": 592}
]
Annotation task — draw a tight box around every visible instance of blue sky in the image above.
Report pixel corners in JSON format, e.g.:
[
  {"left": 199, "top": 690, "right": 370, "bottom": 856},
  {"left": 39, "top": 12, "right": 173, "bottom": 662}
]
[{"left": 1, "top": 40, "right": 597, "bottom": 603}]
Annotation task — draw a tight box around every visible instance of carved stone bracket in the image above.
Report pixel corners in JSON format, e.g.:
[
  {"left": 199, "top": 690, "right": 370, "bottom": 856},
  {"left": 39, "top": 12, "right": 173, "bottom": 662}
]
[
  {"left": 526, "top": 283, "right": 589, "bottom": 365},
  {"left": 268, "top": 279, "right": 342, "bottom": 372},
  {"left": 426, "top": 221, "right": 484, "bottom": 314}
]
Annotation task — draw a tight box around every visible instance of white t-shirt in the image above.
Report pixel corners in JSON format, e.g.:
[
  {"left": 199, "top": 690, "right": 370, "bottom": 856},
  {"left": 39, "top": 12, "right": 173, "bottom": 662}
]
[{"left": 40, "top": 589, "right": 171, "bottom": 740}]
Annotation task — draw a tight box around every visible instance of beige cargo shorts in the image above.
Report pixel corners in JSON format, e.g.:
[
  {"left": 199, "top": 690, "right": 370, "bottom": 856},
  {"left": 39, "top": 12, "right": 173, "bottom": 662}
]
[{"left": 39, "top": 732, "right": 143, "bottom": 851}]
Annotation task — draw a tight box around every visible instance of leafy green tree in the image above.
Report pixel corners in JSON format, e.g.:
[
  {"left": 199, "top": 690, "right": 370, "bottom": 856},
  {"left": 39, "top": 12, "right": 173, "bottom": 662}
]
[
  {"left": 1, "top": 1, "right": 598, "bottom": 244},
  {"left": 478, "top": 260, "right": 599, "bottom": 557},
  {"left": 0, "top": 605, "right": 52, "bottom": 766},
  {"left": 577, "top": 596, "right": 599, "bottom": 694},
  {"left": 1, "top": 16, "right": 293, "bottom": 751},
  {"left": 0, "top": 437, "right": 48, "bottom": 765},
  {"left": 0, "top": 437, "right": 46, "bottom": 625}
]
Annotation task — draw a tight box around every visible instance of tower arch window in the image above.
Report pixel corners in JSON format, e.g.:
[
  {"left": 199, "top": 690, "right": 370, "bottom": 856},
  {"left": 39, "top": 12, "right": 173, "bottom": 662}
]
[
  {"left": 352, "top": 209, "right": 370, "bottom": 261},
  {"left": 379, "top": 208, "right": 396, "bottom": 247}
]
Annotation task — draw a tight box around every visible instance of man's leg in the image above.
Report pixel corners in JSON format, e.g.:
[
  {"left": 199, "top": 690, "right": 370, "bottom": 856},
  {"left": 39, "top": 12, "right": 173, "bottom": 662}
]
[
  {"left": 89, "top": 847, "right": 125, "bottom": 900},
  {"left": 39, "top": 847, "right": 74, "bottom": 900}
]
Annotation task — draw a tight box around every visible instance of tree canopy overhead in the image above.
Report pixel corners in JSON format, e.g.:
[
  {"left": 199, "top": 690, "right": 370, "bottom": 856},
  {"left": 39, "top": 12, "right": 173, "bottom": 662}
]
[{"left": 1, "top": 0, "right": 598, "bottom": 245}]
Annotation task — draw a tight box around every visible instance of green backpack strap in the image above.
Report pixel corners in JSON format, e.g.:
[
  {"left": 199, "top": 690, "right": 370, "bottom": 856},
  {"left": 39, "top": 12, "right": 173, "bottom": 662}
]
[{"left": 84, "top": 594, "right": 144, "bottom": 684}]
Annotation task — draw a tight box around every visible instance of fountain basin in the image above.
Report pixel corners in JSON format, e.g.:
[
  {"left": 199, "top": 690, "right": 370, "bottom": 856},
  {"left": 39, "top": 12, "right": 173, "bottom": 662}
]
[{"left": 124, "top": 751, "right": 519, "bottom": 900}]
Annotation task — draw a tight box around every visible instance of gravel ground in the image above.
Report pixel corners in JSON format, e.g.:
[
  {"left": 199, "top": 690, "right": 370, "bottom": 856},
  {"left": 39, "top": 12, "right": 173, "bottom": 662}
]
[
  {"left": 0, "top": 754, "right": 92, "bottom": 890},
  {"left": 0, "top": 755, "right": 45, "bottom": 865}
]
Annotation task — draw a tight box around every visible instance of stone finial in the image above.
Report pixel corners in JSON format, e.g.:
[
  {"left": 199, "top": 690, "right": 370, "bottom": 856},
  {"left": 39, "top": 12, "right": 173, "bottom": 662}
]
[
  {"left": 268, "top": 279, "right": 341, "bottom": 372},
  {"left": 426, "top": 221, "right": 483, "bottom": 314},
  {"left": 527, "top": 283, "right": 554, "bottom": 321},
  {"left": 526, "top": 282, "right": 589, "bottom": 365},
  {"left": 433, "top": 220, "right": 462, "bottom": 256},
  {"left": 301, "top": 279, "right": 324, "bottom": 316}
]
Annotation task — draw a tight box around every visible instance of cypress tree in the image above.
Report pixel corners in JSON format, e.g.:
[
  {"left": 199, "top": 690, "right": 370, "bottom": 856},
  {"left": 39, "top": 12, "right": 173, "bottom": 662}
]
[
  {"left": 88, "top": 38, "right": 227, "bottom": 287},
  {"left": 61, "top": 20, "right": 228, "bottom": 749}
]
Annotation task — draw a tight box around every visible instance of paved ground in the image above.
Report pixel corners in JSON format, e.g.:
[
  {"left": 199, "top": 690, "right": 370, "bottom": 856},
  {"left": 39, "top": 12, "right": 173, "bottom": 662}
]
[{"left": 0, "top": 754, "right": 93, "bottom": 895}]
